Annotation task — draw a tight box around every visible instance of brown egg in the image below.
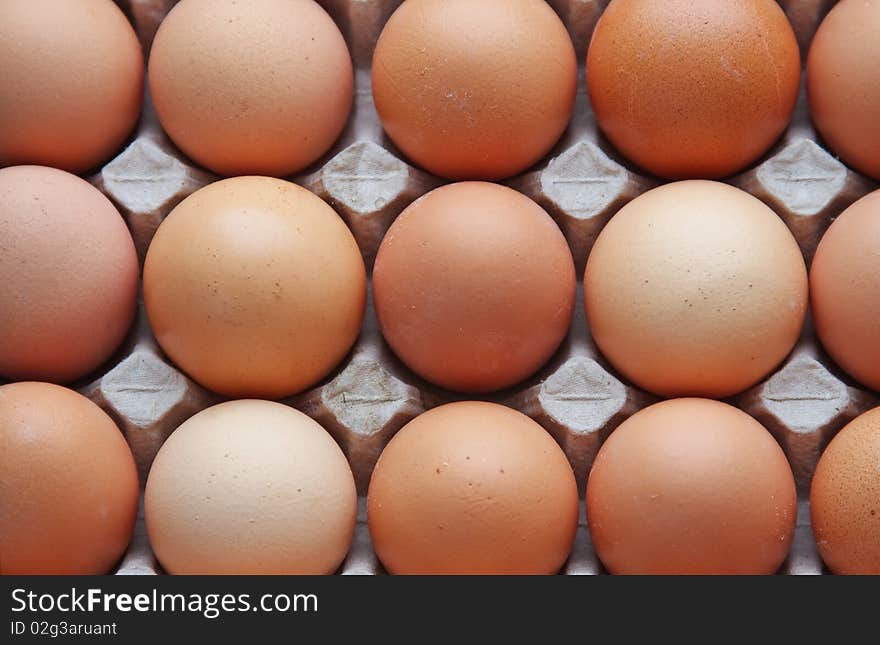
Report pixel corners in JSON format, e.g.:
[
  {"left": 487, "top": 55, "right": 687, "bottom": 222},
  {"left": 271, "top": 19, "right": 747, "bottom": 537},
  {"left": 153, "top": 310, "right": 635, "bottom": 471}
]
[
  {"left": 586, "top": 398, "right": 797, "bottom": 575},
  {"left": 810, "top": 191, "right": 880, "bottom": 391},
  {"left": 811, "top": 407, "right": 880, "bottom": 574},
  {"left": 0, "top": 166, "right": 139, "bottom": 383},
  {"left": 584, "top": 180, "right": 807, "bottom": 398},
  {"left": 587, "top": 0, "right": 800, "bottom": 179},
  {"left": 367, "top": 402, "right": 578, "bottom": 574},
  {"left": 0, "top": 382, "right": 139, "bottom": 574},
  {"left": 145, "top": 400, "right": 356, "bottom": 574},
  {"left": 372, "top": 0, "right": 577, "bottom": 180},
  {"left": 373, "top": 182, "right": 575, "bottom": 393},
  {"left": 808, "top": 1, "right": 880, "bottom": 180},
  {"left": 143, "top": 176, "right": 366, "bottom": 399},
  {"left": 149, "top": 0, "right": 353, "bottom": 177},
  {"left": 0, "top": 0, "right": 143, "bottom": 174}
]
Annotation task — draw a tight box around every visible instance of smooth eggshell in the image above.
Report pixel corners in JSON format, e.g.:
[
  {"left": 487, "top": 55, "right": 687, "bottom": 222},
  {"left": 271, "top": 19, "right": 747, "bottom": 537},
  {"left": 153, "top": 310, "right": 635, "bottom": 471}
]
[
  {"left": 810, "top": 190, "right": 880, "bottom": 391},
  {"left": 807, "top": 0, "right": 880, "bottom": 180},
  {"left": 587, "top": 0, "right": 800, "bottom": 179},
  {"left": 373, "top": 182, "right": 576, "bottom": 393},
  {"left": 145, "top": 400, "right": 357, "bottom": 575},
  {"left": 0, "top": 166, "right": 139, "bottom": 383},
  {"left": 143, "top": 176, "right": 367, "bottom": 399},
  {"left": 584, "top": 180, "right": 807, "bottom": 398},
  {"left": 586, "top": 398, "right": 797, "bottom": 575},
  {"left": 148, "top": 0, "right": 353, "bottom": 177},
  {"left": 372, "top": 0, "right": 577, "bottom": 180},
  {"left": 0, "top": 0, "right": 143, "bottom": 173},
  {"left": 367, "top": 401, "right": 579, "bottom": 574},
  {"left": 811, "top": 406, "right": 880, "bottom": 574},
  {"left": 0, "top": 382, "right": 139, "bottom": 574}
]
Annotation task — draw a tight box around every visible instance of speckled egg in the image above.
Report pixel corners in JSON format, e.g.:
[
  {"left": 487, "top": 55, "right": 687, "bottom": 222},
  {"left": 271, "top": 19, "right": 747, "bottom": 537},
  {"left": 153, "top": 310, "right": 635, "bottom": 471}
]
[
  {"left": 143, "top": 176, "right": 366, "bottom": 399},
  {"left": 584, "top": 180, "right": 807, "bottom": 398},
  {"left": 145, "top": 400, "right": 357, "bottom": 574},
  {"left": 811, "top": 406, "right": 880, "bottom": 574},
  {"left": 367, "top": 401, "right": 579, "bottom": 574}
]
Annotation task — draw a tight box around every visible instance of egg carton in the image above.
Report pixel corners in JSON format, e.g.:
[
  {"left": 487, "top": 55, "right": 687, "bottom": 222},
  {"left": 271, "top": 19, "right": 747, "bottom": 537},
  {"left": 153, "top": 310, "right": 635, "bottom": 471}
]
[{"left": 18, "top": 0, "right": 875, "bottom": 575}]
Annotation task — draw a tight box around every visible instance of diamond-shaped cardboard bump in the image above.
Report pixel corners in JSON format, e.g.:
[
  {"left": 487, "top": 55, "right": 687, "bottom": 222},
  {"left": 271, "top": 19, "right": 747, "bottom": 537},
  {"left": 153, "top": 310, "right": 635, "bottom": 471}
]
[
  {"left": 291, "top": 345, "right": 424, "bottom": 493},
  {"left": 511, "top": 140, "right": 654, "bottom": 272},
  {"left": 80, "top": 347, "right": 219, "bottom": 483},
  {"left": 733, "top": 138, "right": 875, "bottom": 262},
  {"left": 92, "top": 136, "right": 215, "bottom": 263},
  {"left": 737, "top": 340, "right": 879, "bottom": 492},
  {"left": 509, "top": 354, "right": 655, "bottom": 494},
  {"left": 301, "top": 140, "right": 440, "bottom": 267}
]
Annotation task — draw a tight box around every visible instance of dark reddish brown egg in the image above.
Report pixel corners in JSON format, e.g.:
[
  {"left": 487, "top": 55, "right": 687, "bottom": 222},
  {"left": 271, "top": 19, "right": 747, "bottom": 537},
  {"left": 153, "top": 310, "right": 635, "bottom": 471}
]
[{"left": 587, "top": 0, "right": 800, "bottom": 179}]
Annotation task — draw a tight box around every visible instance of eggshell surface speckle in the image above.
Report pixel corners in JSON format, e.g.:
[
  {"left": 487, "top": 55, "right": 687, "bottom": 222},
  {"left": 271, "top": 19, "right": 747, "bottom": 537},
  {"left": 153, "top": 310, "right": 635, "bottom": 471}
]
[
  {"left": 149, "top": 0, "right": 353, "bottom": 177},
  {"left": 0, "top": 382, "right": 139, "bottom": 575},
  {"left": 808, "top": 0, "right": 880, "bottom": 180},
  {"left": 372, "top": 0, "right": 577, "bottom": 180},
  {"left": 586, "top": 398, "right": 797, "bottom": 575},
  {"left": 0, "top": 166, "right": 139, "bottom": 383},
  {"left": 367, "top": 402, "right": 579, "bottom": 574},
  {"left": 811, "top": 407, "right": 880, "bottom": 575},
  {"left": 0, "top": 0, "right": 143, "bottom": 173},
  {"left": 143, "top": 176, "right": 366, "bottom": 399},
  {"left": 587, "top": 0, "right": 800, "bottom": 179},
  {"left": 810, "top": 190, "right": 880, "bottom": 391},
  {"left": 145, "top": 400, "right": 357, "bottom": 575},
  {"left": 373, "top": 182, "right": 576, "bottom": 393},
  {"left": 584, "top": 180, "right": 807, "bottom": 398}
]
